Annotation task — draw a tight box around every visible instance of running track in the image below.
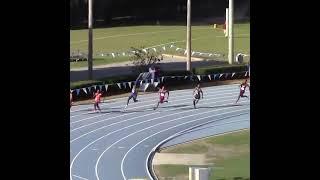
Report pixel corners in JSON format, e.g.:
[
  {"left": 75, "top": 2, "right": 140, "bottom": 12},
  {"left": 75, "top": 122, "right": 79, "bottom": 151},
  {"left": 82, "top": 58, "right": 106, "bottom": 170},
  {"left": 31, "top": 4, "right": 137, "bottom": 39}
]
[{"left": 70, "top": 84, "right": 250, "bottom": 180}]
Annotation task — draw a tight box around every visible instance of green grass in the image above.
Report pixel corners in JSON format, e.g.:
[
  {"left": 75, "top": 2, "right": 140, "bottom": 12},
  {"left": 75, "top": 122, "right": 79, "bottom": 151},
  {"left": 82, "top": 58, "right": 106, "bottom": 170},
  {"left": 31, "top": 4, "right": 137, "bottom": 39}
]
[
  {"left": 70, "top": 23, "right": 250, "bottom": 68},
  {"left": 155, "top": 130, "right": 250, "bottom": 180}
]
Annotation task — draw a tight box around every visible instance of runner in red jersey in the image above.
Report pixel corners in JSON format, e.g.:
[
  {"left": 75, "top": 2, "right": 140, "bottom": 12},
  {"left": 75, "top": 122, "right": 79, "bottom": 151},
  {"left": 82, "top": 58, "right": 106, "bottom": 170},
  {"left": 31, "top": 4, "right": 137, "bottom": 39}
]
[
  {"left": 153, "top": 85, "right": 169, "bottom": 110},
  {"left": 235, "top": 79, "right": 250, "bottom": 103},
  {"left": 93, "top": 89, "right": 102, "bottom": 112}
]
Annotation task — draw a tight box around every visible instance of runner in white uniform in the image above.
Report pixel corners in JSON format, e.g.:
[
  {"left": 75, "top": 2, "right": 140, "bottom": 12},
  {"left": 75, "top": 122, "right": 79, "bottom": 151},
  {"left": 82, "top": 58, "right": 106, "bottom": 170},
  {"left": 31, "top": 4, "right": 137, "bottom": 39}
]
[{"left": 193, "top": 84, "right": 203, "bottom": 109}]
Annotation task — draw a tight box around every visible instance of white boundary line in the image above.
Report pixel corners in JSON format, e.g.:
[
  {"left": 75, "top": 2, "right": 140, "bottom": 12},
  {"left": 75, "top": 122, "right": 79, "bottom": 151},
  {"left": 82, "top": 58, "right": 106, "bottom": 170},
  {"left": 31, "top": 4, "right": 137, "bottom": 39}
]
[
  {"left": 70, "top": 98, "right": 248, "bottom": 180},
  {"left": 70, "top": 90, "right": 238, "bottom": 133},
  {"left": 145, "top": 122, "right": 250, "bottom": 180},
  {"left": 118, "top": 109, "right": 249, "bottom": 180},
  {"left": 70, "top": 93, "right": 241, "bottom": 140},
  {"left": 93, "top": 107, "right": 249, "bottom": 180},
  {"left": 70, "top": 84, "right": 238, "bottom": 114}
]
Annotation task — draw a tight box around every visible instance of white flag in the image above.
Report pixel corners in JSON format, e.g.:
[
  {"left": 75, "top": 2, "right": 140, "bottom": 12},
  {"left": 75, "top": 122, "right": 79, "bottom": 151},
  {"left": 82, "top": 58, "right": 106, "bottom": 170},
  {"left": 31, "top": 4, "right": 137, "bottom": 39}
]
[
  {"left": 153, "top": 48, "right": 157, "bottom": 52},
  {"left": 76, "top": 89, "right": 80, "bottom": 95},
  {"left": 184, "top": 50, "right": 187, "bottom": 55},
  {"left": 128, "top": 81, "right": 132, "bottom": 89},
  {"left": 192, "top": 51, "right": 195, "bottom": 56},
  {"left": 170, "top": 44, "right": 174, "bottom": 48},
  {"left": 143, "top": 49, "right": 147, "bottom": 53},
  {"left": 111, "top": 53, "right": 115, "bottom": 58},
  {"left": 144, "top": 83, "right": 150, "bottom": 92},
  {"left": 117, "top": 83, "right": 121, "bottom": 89},
  {"left": 82, "top": 88, "right": 87, "bottom": 94},
  {"left": 140, "top": 80, "right": 143, "bottom": 86},
  {"left": 104, "top": 84, "right": 108, "bottom": 92},
  {"left": 154, "top": 82, "right": 159, "bottom": 87},
  {"left": 208, "top": 75, "right": 212, "bottom": 80},
  {"left": 161, "top": 76, "right": 165, "bottom": 82},
  {"left": 162, "top": 46, "right": 166, "bottom": 51},
  {"left": 176, "top": 48, "right": 180, "bottom": 51},
  {"left": 197, "top": 75, "right": 201, "bottom": 81},
  {"left": 123, "top": 82, "right": 127, "bottom": 89},
  {"left": 245, "top": 71, "right": 248, "bottom": 77},
  {"left": 209, "top": 53, "right": 213, "bottom": 56},
  {"left": 232, "top": 72, "right": 236, "bottom": 78},
  {"left": 184, "top": 76, "right": 188, "bottom": 79},
  {"left": 122, "top": 52, "right": 126, "bottom": 56},
  {"left": 219, "top": 74, "right": 224, "bottom": 78}
]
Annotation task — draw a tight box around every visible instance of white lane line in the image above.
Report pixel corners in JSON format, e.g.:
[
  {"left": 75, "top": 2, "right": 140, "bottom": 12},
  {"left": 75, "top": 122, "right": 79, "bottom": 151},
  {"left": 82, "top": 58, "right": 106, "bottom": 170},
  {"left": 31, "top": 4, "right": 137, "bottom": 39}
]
[
  {"left": 70, "top": 88, "right": 239, "bottom": 126},
  {"left": 94, "top": 107, "right": 249, "bottom": 180},
  {"left": 70, "top": 93, "right": 240, "bottom": 140},
  {"left": 70, "top": 91, "right": 238, "bottom": 132},
  {"left": 70, "top": 85, "right": 238, "bottom": 118},
  {"left": 70, "top": 87, "right": 240, "bottom": 124},
  {"left": 72, "top": 174, "right": 89, "bottom": 180},
  {"left": 70, "top": 84, "right": 239, "bottom": 114},
  {"left": 145, "top": 119, "right": 250, "bottom": 180},
  {"left": 105, "top": 108, "right": 249, "bottom": 180},
  {"left": 70, "top": 27, "right": 210, "bottom": 44},
  {"left": 70, "top": 85, "right": 238, "bottom": 121},
  {"left": 70, "top": 98, "right": 247, "bottom": 180}
]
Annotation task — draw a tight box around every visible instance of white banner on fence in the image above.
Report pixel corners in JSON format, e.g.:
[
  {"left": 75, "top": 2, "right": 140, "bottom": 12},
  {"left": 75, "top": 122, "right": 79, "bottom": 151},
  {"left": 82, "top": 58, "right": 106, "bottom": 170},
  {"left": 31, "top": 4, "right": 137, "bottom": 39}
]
[
  {"left": 232, "top": 72, "right": 235, "bottom": 78},
  {"left": 144, "top": 83, "right": 150, "bottom": 91},
  {"left": 197, "top": 75, "right": 201, "bottom": 81},
  {"left": 117, "top": 83, "right": 121, "bottom": 89},
  {"left": 208, "top": 75, "right": 211, "bottom": 80},
  {"left": 104, "top": 84, "right": 108, "bottom": 92},
  {"left": 128, "top": 81, "right": 132, "bottom": 89},
  {"left": 161, "top": 77, "right": 165, "bottom": 82},
  {"left": 82, "top": 88, "right": 87, "bottom": 94},
  {"left": 219, "top": 74, "right": 224, "bottom": 78}
]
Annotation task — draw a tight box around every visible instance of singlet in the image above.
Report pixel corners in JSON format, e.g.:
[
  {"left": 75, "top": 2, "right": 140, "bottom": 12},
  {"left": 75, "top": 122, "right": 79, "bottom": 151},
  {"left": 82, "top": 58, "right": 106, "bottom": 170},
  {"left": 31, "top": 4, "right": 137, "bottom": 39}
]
[
  {"left": 95, "top": 93, "right": 102, "bottom": 102},
  {"left": 160, "top": 90, "right": 165, "bottom": 97},
  {"left": 131, "top": 88, "right": 137, "bottom": 95},
  {"left": 240, "top": 84, "right": 246, "bottom": 91}
]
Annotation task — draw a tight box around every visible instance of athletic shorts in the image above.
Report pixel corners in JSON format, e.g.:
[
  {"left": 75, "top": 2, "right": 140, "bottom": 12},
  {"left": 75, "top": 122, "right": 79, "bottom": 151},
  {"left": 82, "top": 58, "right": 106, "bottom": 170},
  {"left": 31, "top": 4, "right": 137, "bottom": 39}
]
[
  {"left": 159, "top": 96, "right": 165, "bottom": 103},
  {"left": 194, "top": 94, "right": 200, "bottom": 99},
  {"left": 240, "top": 90, "right": 245, "bottom": 96}
]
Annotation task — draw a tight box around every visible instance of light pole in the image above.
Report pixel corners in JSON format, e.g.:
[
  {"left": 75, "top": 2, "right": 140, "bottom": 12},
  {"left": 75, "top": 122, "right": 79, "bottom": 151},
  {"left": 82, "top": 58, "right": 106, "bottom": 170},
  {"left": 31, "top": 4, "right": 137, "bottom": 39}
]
[
  {"left": 186, "top": 0, "right": 191, "bottom": 71},
  {"left": 228, "top": 0, "right": 234, "bottom": 64},
  {"left": 88, "top": 0, "right": 93, "bottom": 79}
]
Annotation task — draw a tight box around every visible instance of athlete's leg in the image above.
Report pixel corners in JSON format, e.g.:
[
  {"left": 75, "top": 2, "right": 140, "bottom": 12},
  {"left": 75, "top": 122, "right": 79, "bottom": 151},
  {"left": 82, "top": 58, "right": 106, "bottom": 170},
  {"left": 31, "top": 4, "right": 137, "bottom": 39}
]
[
  {"left": 133, "top": 95, "right": 138, "bottom": 102},
  {"left": 127, "top": 95, "right": 133, "bottom": 106},
  {"left": 154, "top": 101, "right": 160, "bottom": 110}
]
